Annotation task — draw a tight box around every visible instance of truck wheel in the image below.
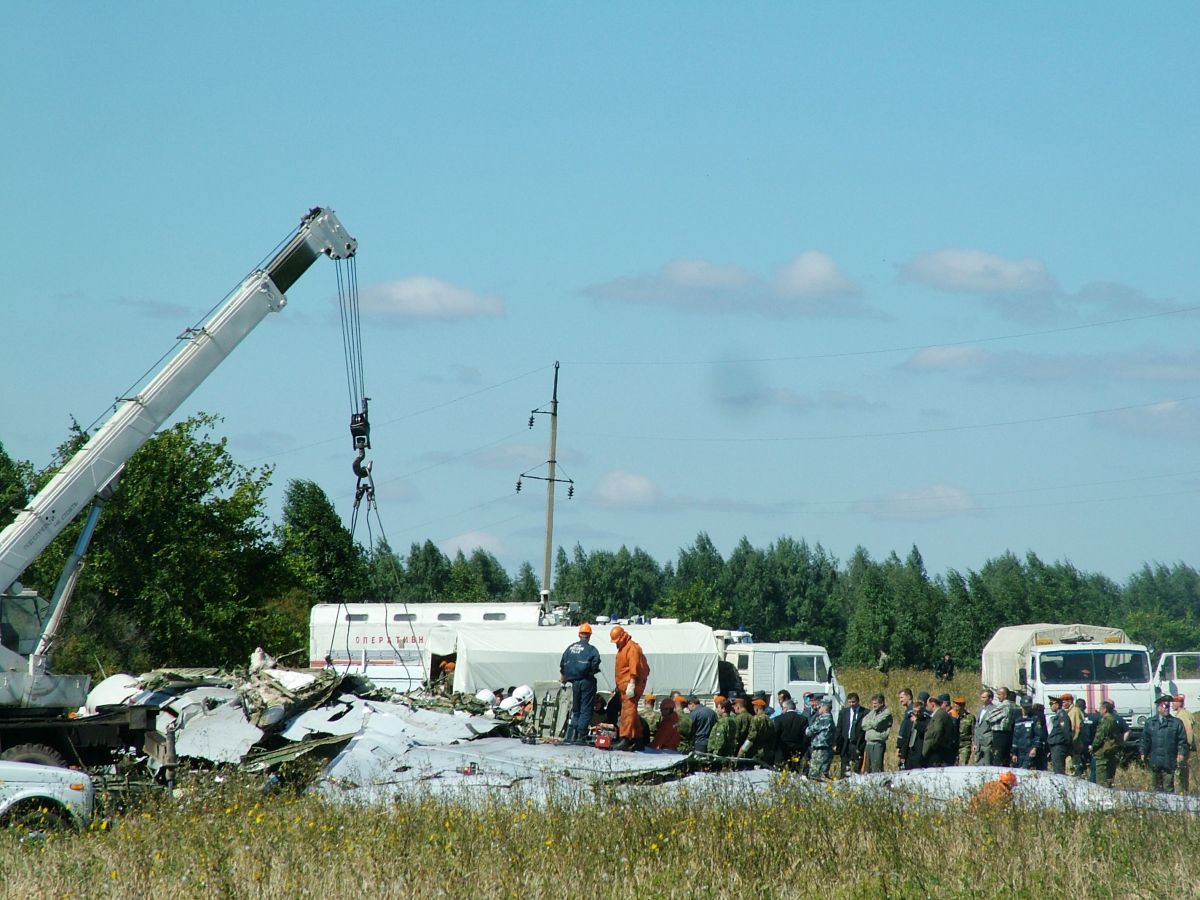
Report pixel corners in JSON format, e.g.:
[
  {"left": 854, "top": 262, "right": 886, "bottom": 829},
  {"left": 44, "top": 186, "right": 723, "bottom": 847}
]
[
  {"left": 0, "top": 743, "right": 68, "bottom": 768},
  {"left": 2, "top": 799, "right": 73, "bottom": 832}
]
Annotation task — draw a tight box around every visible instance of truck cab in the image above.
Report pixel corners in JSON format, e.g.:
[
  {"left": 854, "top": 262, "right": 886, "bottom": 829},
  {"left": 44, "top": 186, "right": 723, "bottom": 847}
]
[
  {"left": 723, "top": 642, "right": 842, "bottom": 714},
  {"left": 1026, "top": 641, "right": 1155, "bottom": 734},
  {"left": 1155, "top": 652, "right": 1200, "bottom": 709}
]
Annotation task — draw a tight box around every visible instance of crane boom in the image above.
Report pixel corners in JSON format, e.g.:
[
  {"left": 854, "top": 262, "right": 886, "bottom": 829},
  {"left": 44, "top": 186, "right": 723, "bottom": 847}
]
[{"left": 0, "top": 207, "right": 355, "bottom": 709}]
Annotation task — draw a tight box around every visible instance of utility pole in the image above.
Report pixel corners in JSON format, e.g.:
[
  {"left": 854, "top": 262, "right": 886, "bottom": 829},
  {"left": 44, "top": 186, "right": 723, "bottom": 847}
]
[
  {"left": 516, "top": 361, "right": 574, "bottom": 619},
  {"left": 542, "top": 362, "right": 560, "bottom": 612}
]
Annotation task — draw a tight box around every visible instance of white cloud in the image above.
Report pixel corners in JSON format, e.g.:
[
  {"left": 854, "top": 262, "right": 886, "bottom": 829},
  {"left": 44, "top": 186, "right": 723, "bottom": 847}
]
[
  {"left": 854, "top": 484, "right": 976, "bottom": 521},
  {"left": 1093, "top": 401, "right": 1200, "bottom": 441},
  {"left": 439, "top": 529, "right": 505, "bottom": 558},
  {"left": 593, "top": 470, "right": 662, "bottom": 508},
  {"left": 662, "top": 259, "right": 755, "bottom": 290},
  {"left": 584, "top": 251, "right": 875, "bottom": 318},
  {"left": 775, "top": 251, "right": 859, "bottom": 297},
  {"left": 903, "top": 346, "right": 994, "bottom": 371},
  {"left": 900, "top": 249, "right": 1057, "bottom": 294},
  {"left": 360, "top": 277, "right": 504, "bottom": 321}
]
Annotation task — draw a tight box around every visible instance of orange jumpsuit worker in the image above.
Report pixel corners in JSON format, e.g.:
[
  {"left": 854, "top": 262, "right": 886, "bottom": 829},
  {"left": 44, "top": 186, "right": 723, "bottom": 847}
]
[{"left": 610, "top": 625, "right": 650, "bottom": 751}]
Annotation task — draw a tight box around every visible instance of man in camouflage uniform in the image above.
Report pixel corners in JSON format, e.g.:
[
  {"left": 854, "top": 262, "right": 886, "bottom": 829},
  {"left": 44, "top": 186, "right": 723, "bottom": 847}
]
[
  {"left": 674, "top": 693, "right": 695, "bottom": 753},
  {"left": 732, "top": 696, "right": 753, "bottom": 750},
  {"left": 738, "top": 697, "right": 777, "bottom": 765},
  {"left": 952, "top": 696, "right": 975, "bottom": 766},
  {"left": 1089, "top": 700, "right": 1120, "bottom": 788},
  {"left": 640, "top": 693, "right": 661, "bottom": 741},
  {"left": 709, "top": 698, "right": 737, "bottom": 757},
  {"left": 806, "top": 698, "right": 835, "bottom": 780}
]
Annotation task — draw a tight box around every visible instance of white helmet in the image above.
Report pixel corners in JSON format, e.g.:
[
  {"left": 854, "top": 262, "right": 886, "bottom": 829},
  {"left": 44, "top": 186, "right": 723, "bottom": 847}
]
[
  {"left": 512, "top": 685, "right": 535, "bottom": 705},
  {"left": 475, "top": 689, "right": 497, "bottom": 707},
  {"left": 499, "top": 696, "right": 521, "bottom": 713}
]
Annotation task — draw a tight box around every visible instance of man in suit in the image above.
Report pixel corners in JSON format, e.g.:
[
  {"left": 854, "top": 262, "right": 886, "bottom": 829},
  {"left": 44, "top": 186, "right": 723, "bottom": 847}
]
[
  {"left": 834, "top": 692, "right": 867, "bottom": 777},
  {"left": 921, "top": 693, "right": 955, "bottom": 767},
  {"left": 774, "top": 699, "right": 808, "bottom": 769}
]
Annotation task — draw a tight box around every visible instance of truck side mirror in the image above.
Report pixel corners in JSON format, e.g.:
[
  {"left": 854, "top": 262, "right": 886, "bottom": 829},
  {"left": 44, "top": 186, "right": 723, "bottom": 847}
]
[{"left": 1018, "top": 667, "right": 1027, "bottom": 687}]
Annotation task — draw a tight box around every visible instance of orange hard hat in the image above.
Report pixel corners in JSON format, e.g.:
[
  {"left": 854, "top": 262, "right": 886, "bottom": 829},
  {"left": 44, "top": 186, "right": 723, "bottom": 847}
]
[
  {"left": 610, "top": 625, "right": 626, "bottom": 643},
  {"left": 1059, "top": 693, "right": 1074, "bottom": 702},
  {"left": 999, "top": 771, "right": 1018, "bottom": 788},
  {"left": 578, "top": 622, "right": 592, "bottom": 635}
]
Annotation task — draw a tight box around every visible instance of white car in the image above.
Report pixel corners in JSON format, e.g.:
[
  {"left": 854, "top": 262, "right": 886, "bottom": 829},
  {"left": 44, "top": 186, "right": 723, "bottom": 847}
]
[{"left": 0, "top": 760, "right": 94, "bottom": 829}]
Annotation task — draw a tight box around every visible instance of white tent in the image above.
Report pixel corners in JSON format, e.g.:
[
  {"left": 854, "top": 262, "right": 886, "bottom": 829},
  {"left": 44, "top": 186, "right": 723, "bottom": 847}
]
[
  {"left": 981, "top": 623, "right": 1130, "bottom": 690},
  {"left": 427, "top": 623, "right": 720, "bottom": 697}
]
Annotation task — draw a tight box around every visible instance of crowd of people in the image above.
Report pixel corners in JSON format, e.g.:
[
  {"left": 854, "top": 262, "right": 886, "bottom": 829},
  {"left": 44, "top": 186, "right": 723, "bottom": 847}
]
[{"left": 555, "top": 623, "right": 1197, "bottom": 793}]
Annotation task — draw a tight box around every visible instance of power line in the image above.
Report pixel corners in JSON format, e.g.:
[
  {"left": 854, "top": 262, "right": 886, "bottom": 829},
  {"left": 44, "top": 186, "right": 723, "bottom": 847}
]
[
  {"left": 575, "top": 394, "right": 1200, "bottom": 444},
  {"left": 562, "top": 304, "right": 1200, "bottom": 368}
]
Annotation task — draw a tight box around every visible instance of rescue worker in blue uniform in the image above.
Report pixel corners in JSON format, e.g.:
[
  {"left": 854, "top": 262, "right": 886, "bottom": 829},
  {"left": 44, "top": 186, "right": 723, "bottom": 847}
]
[
  {"left": 559, "top": 623, "right": 602, "bottom": 744},
  {"left": 1012, "top": 697, "right": 1046, "bottom": 769}
]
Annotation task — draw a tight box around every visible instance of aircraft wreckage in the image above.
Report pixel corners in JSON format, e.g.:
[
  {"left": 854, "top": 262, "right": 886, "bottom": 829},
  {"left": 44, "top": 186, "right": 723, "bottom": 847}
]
[{"left": 81, "top": 661, "right": 1200, "bottom": 814}]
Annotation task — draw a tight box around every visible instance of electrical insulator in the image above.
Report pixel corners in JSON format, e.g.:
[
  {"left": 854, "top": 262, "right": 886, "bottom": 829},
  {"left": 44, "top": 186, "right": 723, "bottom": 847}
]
[
  {"left": 528, "top": 415, "right": 535, "bottom": 429},
  {"left": 515, "top": 479, "right": 522, "bottom": 493},
  {"left": 567, "top": 484, "right": 574, "bottom": 499}
]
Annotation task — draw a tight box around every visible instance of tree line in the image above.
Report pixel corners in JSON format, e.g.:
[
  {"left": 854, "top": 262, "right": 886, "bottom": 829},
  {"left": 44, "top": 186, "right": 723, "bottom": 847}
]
[{"left": 2, "top": 417, "right": 1197, "bottom": 676}]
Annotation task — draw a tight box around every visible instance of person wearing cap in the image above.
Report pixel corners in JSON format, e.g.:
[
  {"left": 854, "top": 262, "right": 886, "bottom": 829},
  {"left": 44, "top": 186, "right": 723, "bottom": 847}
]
[
  {"left": 951, "top": 696, "right": 974, "bottom": 766},
  {"left": 687, "top": 696, "right": 716, "bottom": 754},
  {"left": 921, "top": 694, "right": 954, "bottom": 767},
  {"left": 709, "top": 698, "right": 737, "bottom": 757},
  {"left": 1046, "top": 695, "right": 1073, "bottom": 775},
  {"left": 1062, "top": 692, "right": 1085, "bottom": 774},
  {"left": 834, "top": 692, "right": 866, "bottom": 778},
  {"left": 1141, "top": 694, "right": 1188, "bottom": 793},
  {"left": 1077, "top": 699, "right": 1100, "bottom": 781},
  {"left": 1171, "top": 695, "right": 1194, "bottom": 793},
  {"left": 641, "top": 694, "right": 661, "bottom": 741},
  {"left": 559, "top": 622, "right": 602, "bottom": 745},
  {"left": 609, "top": 625, "right": 650, "bottom": 751},
  {"left": 862, "top": 693, "right": 893, "bottom": 773},
  {"left": 1011, "top": 697, "right": 1045, "bottom": 769},
  {"left": 732, "top": 696, "right": 753, "bottom": 749},
  {"left": 1090, "top": 700, "right": 1120, "bottom": 788},
  {"left": 806, "top": 698, "right": 835, "bottom": 779},
  {"left": 738, "top": 697, "right": 777, "bottom": 765},
  {"left": 969, "top": 770, "right": 1018, "bottom": 812}
]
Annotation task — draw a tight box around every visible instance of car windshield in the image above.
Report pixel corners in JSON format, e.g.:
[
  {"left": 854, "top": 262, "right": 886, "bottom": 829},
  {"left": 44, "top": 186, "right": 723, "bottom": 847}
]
[{"left": 1039, "top": 649, "right": 1150, "bottom": 685}]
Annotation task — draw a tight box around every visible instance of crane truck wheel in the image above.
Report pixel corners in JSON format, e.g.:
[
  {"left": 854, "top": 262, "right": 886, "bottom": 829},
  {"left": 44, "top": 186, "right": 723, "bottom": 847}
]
[{"left": 0, "top": 743, "right": 68, "bottom": 768}]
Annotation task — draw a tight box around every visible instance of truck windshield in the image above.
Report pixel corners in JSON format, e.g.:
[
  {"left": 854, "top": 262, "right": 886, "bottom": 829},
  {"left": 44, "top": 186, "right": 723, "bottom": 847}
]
[
  {"left": 0, "top": 593, "right": 50, "bottom": 654},
  {"left": 1039, "top": 649, "right": 1150, "bottom": 685}
]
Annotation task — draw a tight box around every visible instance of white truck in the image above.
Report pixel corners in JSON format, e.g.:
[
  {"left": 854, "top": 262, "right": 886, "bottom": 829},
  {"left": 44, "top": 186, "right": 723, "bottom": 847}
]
[
  {"left": 722, "top": 641, "right": 843, "bottom": 713},
  {"left": 981, "top": 624, "right": 1156, "bottom": 735},
  {"left": 1155, "top": 652, "right": 1200, "bottom": 709},
  {"left": 0, "top": 207, "right": 356, "bottom": 767}
]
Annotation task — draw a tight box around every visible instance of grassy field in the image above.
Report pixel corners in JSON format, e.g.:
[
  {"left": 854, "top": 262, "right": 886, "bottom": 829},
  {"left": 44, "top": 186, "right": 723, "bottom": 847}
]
[{"left": 2, "top": 667, "right": 1197, "bottom": 897}]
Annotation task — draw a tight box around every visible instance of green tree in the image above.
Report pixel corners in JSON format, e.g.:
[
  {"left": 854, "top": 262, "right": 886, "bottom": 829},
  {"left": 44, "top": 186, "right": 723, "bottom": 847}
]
[
  {"left": 365, "top": 538, "right": 405, "bottom": 601},
  {"left": 276, "top": 479, "right": 367, "bottom": 605},
  {"left": 0, "top": 440, "right": 34, "bottom": 531},
  {"left": 403, "top": 540, "right": 451, "bottom": 601},
  {"left": 841, "top": 547, "right": 894, "bottom": 667},
  {"left": 510, "top": 561, "right": 540, "bottom": 601},
  {"left": 32, "top": 415, "right": 285, "bottom": 673}
]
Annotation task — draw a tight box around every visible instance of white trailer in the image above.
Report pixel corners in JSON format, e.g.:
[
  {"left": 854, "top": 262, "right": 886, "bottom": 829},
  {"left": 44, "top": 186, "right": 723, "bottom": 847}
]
[{"left": 309, "top": 602, "right": 546, "bottom": 687}]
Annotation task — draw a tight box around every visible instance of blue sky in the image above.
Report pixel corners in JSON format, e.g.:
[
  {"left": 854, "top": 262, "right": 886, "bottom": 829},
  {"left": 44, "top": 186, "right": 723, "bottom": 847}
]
[{"left": 3, "top": 5, "right": 1197, "bottom": 586}]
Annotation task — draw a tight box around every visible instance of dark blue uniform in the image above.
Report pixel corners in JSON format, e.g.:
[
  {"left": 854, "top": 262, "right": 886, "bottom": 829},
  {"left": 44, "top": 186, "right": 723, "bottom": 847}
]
[
  {"left": 560, "top": 637, "right": 601, "bottom": 741},
  {"left": 1012, "top": 710, "right": 1046, "bottom": 769}
]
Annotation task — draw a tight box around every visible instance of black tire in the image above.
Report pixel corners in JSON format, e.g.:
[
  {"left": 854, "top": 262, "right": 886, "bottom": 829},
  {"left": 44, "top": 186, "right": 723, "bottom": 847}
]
[
  {"left": 0, "top": 743, "right": 68, "bottom": 768},
  {"left": 2, "top": 799, "right": 73, "bottom": 833}
]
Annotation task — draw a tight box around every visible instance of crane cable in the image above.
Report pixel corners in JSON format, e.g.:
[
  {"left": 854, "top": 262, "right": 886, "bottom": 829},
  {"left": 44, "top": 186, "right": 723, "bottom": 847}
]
[{"left": 325, "top": 255, "right": 429, "bottom": 685}]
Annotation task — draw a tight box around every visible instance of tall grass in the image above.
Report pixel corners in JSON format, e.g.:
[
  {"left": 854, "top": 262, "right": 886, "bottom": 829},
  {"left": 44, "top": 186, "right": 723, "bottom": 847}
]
[{"left": 4, "top": 775, "right": 1199, "bottom": 897}]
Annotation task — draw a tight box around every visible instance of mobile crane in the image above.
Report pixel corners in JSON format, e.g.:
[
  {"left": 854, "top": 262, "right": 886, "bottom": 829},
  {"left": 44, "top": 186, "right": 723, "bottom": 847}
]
[{"left": 0, "top": 207, "right": 356, "bottom": 767}]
